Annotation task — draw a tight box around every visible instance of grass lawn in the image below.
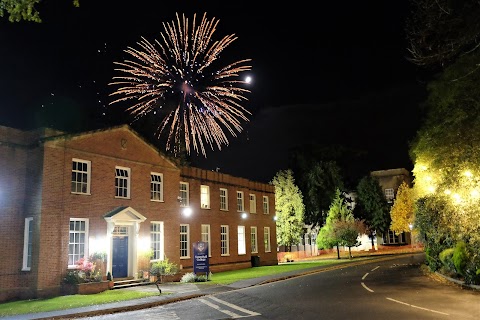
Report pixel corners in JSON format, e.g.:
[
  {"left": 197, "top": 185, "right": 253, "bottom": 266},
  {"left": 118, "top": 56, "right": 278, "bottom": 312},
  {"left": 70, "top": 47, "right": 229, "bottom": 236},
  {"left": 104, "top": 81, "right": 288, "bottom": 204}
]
[
  {"left": 0, "top": 257, "right": 364, "bottom": 317},
  {"left": 203, "top": 258, "right": 363, "bottom": 285},
  {"left": 0, "top": 290, "right": 160, "bottom": 317}
]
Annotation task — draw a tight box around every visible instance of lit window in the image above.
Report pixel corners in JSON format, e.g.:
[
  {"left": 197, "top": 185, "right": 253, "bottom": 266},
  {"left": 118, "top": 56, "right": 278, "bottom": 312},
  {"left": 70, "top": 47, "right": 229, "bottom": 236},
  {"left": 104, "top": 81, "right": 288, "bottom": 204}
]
[
  {"left": 151, "top": 222, "right": 164, "bottom": 261},
  {"left": 179, "top": 182, "right": 189, "bottom": 207},
  {"left": 69, "top": 218, "right": 89, "bottom": 267},
  {"left": 22, "top": 217, "right": 33, "bottom": 271},
  {"left": 249, "top": 194, "right": 256, "bottom": 213},
  {"left": 238, "top": 226, "right": 246, "bottom": 255},
  {"left": 201, "top": 224, "right": 211, "bottom": 257},
  {"left": 150, "top": 173, "right": 163, "bottom": 202},
  {"left": 115, "top": 167, "right": 130, "bottom": 198},
  {"left": 200, "top": 185, "right": 210, "bottom": 209},
  {"left": 264, "top": 227, "right": 271, "bottom": 252},
  {"left": 263, "top": 196, "right": 269, "bottom": 214},
  {"left": 221, "top": 225, "right": 229, "bottom": 256},
  {"left": 385, "top": 188, "right": 394, "bottom": 202},
  {"left": 250, "top": 226, "right": 258, "bottom": 253},
  {"left": 220, "top": 188, "right": 228, "bottom": 211},
  {"left": 237, "top": 191, "right": 244, "bottom": 212},
  {"left": 71, "top": 159, "right": 91, "bottom": 194},
  {"left": 180, "top": 224, "right": 190, "bottom": 258}
]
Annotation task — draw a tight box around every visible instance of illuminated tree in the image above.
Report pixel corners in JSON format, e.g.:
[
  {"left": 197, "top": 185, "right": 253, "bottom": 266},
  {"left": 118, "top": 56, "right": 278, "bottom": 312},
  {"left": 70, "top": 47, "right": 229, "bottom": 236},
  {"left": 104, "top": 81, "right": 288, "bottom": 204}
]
[
  {"left": 317, "top": 189, "right": 362, "bottom": 259},
  {"left": 410, "top": 51, "right": 480, "bottom": 282},
  {"left": 0, "top": 0, "right": 79, "bottom": 22},
  {"left": 390, "top": 181, "right": 414, "bottom": 234},
  {"left": 335, "top": 219, "right": 366, "bottom": 259},
  {"left": 272, "top": 169, "right": 305, "bottom": 252}
]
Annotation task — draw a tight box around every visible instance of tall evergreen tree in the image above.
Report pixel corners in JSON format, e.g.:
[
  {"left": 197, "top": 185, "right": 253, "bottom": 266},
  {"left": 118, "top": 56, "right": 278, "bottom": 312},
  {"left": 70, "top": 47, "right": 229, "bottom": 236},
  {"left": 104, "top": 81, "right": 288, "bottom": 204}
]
[
  {"left": 271, "top": 169, "right": 305, "bottom": 252},
  {"left": 317, "top": 189, "right": 359, "bottom": 259}
]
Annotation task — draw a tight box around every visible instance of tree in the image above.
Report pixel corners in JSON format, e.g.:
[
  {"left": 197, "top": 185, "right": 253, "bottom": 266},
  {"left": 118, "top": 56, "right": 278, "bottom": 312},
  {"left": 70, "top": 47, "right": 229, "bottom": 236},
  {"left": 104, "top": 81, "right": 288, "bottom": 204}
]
[
  {"left": 406, "top": 0, "right": 480, "bottom": 69},
  {"left": 316, "top": 189, "right": 360, "bottom": 259},
  {"left": 390, "top": 181, "right": 414, "bottom": 234},
  {"left": 0, "top": 0, "right": 79, "bottom": 22},
  {"left": 410, "top": 51, "right": 480, "bottom": 278},
  {"left": 289, "top": 149, "right": 344, "bottom": 228},
  {"left": 335, "top": 219, "right": 367, "bottom": 259},
  {"left": 354, "top": 175, "right": 390, "bottom": 248},
  {"left": 271, "top": 169, "right": 305, "bottom": 252}
]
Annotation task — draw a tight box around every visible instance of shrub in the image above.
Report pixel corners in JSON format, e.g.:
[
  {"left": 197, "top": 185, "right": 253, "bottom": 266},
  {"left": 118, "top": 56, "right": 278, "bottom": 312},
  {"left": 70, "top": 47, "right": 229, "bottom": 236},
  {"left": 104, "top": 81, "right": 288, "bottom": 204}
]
[
  {"left": 180, "top": 272, "right": 211, "bottom": 283},
  {"left": 453, "top": 241, "right": 469, "bottom": 276},
  {"left": 439, "top": 248, "right": 456, "bottom": 275},
  {"left": 150, "top": 257, "right": 179, "bottom": 283},
  {"left": 180, "top": 272, "right": 196, "bottom": 283}
]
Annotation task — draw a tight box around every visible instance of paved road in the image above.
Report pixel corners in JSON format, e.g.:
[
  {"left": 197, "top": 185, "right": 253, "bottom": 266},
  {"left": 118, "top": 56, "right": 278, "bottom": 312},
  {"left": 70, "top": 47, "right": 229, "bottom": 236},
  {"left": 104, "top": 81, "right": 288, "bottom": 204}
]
[{"left": 79, "top": 254, "right": 480, "bottom": 319}]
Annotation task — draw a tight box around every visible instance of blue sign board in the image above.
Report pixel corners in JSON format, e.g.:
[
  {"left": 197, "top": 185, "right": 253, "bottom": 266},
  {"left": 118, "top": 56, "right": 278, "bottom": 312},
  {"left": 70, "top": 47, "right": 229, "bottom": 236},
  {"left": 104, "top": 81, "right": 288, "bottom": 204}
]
[{"left": 193, "top": 241, "right": 209, "bottom": 275}]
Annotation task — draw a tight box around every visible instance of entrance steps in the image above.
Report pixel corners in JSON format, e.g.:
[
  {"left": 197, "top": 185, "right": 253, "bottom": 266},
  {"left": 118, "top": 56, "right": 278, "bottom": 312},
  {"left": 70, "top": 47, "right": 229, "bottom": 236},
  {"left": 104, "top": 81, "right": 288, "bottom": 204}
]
[{"left": 112, "top": 277, "right": 151, "bottom": 289}]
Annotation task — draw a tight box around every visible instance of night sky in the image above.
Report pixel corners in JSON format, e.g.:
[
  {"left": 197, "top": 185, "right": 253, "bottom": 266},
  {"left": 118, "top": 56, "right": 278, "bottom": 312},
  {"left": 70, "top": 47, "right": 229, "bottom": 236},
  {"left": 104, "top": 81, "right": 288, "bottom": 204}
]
[{"left": 0, "top": 1, "right": 427, "bottom": 183}]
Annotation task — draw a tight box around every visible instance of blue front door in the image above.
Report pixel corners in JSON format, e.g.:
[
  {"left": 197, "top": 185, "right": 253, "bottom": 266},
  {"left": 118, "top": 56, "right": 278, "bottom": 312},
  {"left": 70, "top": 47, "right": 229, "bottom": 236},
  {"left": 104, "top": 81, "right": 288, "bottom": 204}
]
[{"left": 112, "top": 236, "right": 128, "bottom": 278}]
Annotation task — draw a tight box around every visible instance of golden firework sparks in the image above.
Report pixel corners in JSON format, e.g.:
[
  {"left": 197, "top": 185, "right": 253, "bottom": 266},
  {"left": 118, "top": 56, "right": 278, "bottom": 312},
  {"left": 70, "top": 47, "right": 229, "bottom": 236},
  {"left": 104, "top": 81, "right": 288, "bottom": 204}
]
[{"left": 109, "top": 12, "right": 252, "bottom": 157}]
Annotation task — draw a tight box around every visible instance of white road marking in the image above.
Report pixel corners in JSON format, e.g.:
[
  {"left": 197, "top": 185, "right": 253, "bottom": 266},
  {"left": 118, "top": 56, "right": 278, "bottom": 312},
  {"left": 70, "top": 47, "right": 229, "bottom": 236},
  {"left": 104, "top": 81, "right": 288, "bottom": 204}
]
[
  {"left": 386, "top": 297, "right": 449, "bottom": 316},
  {"left": 371, "top": 266, "right": 380, "bottom": 272},
  {"left": 361, "top": 282, "right": 374, "bottom": 292},
  {"left": 199, "top": 298, "right": 242, "bottom": 318},
  {"left": 198, "top": 296, "right": 261, "bottom": 318},
  {"left": 209, "top": 296, "right": 261, "bottom": 316},
  {"left": 362, "top": 272, "right": 369, "bottom": 280}
]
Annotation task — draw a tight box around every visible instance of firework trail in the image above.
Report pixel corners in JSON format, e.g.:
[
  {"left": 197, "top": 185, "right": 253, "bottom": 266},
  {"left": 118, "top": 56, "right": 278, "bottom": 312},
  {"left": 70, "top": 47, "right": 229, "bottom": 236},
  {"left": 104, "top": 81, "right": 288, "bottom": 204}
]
[{"left": 109, "top": 12, "right": 252, "bottom": 157}]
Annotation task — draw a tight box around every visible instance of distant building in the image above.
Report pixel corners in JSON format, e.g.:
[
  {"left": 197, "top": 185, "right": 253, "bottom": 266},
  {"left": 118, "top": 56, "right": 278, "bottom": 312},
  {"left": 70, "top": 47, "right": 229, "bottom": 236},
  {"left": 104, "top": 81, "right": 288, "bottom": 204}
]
[
  {"left": 371, "top": 168, "right": 412, "bottom": 245},
  {"left": 0, "top": 124, "right": 277, "bottom": 302}
]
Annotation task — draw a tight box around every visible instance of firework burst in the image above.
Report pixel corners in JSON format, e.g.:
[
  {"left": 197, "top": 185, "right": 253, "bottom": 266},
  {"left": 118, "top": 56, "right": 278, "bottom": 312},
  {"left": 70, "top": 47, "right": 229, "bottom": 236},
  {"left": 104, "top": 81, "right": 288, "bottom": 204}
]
[{"left": 109, "top": 12, "right": 252, "bottom": 157}]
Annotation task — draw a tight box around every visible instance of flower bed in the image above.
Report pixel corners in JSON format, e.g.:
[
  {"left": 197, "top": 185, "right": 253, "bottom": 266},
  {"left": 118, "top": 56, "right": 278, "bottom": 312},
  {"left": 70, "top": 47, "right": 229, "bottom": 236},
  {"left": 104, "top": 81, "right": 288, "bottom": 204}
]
[{"left": 62, "top": 281, "right": 112, "bottom": 296}]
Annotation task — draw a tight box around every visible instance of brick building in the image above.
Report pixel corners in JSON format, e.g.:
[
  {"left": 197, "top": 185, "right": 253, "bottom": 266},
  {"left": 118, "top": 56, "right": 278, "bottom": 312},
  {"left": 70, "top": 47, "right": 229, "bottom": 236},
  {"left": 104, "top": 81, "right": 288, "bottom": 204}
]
[{"left": 0, "top": 124, "right": 277, "bottom": 302}]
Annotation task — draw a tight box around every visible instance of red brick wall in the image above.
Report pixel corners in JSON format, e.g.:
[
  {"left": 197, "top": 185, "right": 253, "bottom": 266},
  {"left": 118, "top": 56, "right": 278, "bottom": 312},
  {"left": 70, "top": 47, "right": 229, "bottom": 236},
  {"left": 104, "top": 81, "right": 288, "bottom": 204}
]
[
  {"left": 0, "top": 125, "right": 278, "bottom": 302},
  {"left": 179, "top": 167, "right": 278, "bottom": 269}
]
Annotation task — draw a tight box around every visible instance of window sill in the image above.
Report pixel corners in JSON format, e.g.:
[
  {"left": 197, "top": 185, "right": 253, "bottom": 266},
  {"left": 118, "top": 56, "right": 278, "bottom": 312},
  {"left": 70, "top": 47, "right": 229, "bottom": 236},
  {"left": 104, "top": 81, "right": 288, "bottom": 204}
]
[
  {"left": 21, "top": 268, "right": 31, "bottom": 272},
  {"left": 115, "top": 196, "right": 131, "bottom": 200},
  {"left": 180, "top": 256, "right": 190, "bottom": 260},
  {"left": 71, "top": 192, "right": 91, "bottom": 196},
  {"left": 150, "top": 199, "right": 164, "bottom": 203},
  {"left": 220, "top": 209, "right": 229, "bottom": 212},
  {"left": 221, "top": 254, "right": 230, "bottom": 257}
]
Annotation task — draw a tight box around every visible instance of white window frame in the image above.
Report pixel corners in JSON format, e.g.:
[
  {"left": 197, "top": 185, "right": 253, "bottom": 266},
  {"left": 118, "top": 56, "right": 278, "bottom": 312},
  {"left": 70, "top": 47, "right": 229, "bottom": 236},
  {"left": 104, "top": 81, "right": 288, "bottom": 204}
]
[
  {"left": 238, "top": 226, "right": 246, "bottom": 255},
  {"left": 150, "top": 172, "right": 164, "bottom": 202},
  {"left": 249, "top": 194, "right": 256, "bottom": 213},
  {"left": 180, "top": 224, "right": 190, "bottom": 259},
  {"left": 220, "top": 188, "right": 228, "bottom": 211},
  {"left": 151, "top": 221, "right": 164, "bottom": 261},
  {"left": 264, "top": 227, "right": 271, "bottom": 253},
  {"left": 251, "top": 226, "right": 258, "bottom": 254},
  {"left": 115, "top": 166, "right": 131, "bottom": 199},
  {"left": 68, "top": 218, "right": 89, "bottom": 268},
  {"left": 201, "top": 224, "right": 211, "bottom": 257},
  {"left": 179, "top": 182, "right": 189, "bottom": 207},
  {"left": 221, "top": 225, "right": 229, "bottom": 256},
  {"left": 263, "top": 196, "right": 269, "bottom": 214},
  {"left": 200, "top": 185, "right": 210, "bottom": 209},
  {"left": 71, "top": 159, "right": 91, "bottom": 195},
  {"left": 237, "top": 191, "right": 244, "bottom": 212},
  {"left": 22, "top": 217, "right": 33, "bottom": 271},
  {"left": 385, "top": 188, "right": 394, "bottom": 202}
]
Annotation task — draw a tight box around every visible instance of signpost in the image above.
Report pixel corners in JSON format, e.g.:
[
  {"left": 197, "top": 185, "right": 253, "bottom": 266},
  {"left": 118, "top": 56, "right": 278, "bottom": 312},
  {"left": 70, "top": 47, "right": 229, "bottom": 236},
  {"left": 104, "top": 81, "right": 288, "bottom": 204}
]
[{"left": 193, "top": 241, "right": 209, "bottom": 279}]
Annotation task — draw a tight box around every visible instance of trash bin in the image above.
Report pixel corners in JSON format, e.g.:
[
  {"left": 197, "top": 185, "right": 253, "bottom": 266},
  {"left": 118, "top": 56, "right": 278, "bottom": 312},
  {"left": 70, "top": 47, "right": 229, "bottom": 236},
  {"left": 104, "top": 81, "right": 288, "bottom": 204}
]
[{"left": 251, "top": 255, "right": 260, "bottom": 267}]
